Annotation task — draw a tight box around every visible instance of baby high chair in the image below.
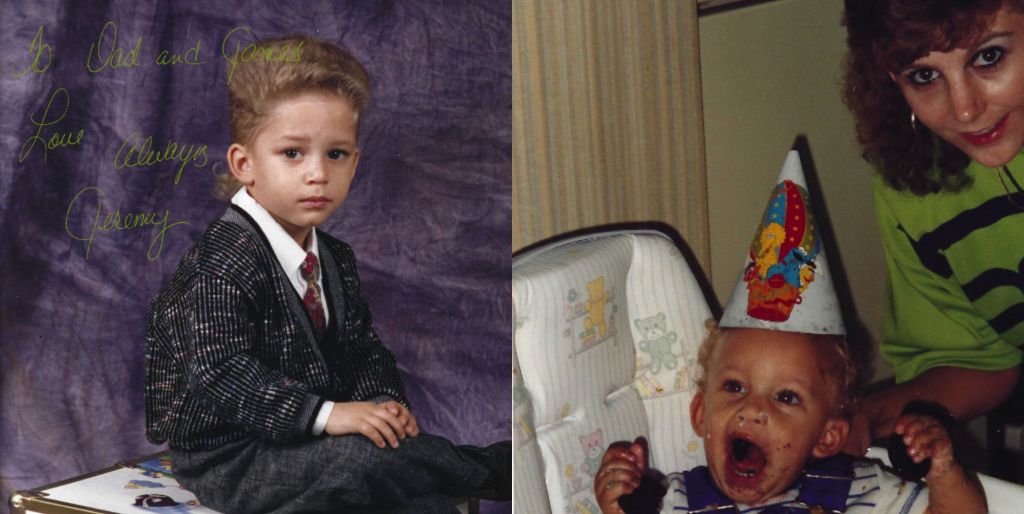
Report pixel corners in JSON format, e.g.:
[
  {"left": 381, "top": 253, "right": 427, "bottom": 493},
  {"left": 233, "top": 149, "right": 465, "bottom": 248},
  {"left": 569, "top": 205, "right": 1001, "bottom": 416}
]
[{"left": 512, "top": 228, "right": 1024, "bottom": 514}]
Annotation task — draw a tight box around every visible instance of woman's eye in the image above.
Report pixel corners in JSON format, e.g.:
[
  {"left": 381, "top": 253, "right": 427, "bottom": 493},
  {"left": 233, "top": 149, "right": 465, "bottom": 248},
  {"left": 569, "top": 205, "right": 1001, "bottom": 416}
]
[
  {"left": 905, "top": 68, "right": 938, "bottom": 86},
  {"left": 723, "top": 380, "right": 747, "bottom": 394},
  {"left": 774, "top": 390, "right": 801, "bottom": 405},
  {"left": 973, "top": 46, "right": 1004, "bottom": 68},
  {"left": 327, "top": 149, "right": 347, "bottom": 160},
  {"left": 282, "top": 149, "right": 301, "bottom": 159}
]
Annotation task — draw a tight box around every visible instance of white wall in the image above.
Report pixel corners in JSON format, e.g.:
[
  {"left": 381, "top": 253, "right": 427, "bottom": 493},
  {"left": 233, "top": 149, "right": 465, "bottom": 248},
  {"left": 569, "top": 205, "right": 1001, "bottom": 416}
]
[{"left": 698, "top": 0, "right": 891, "bottom": 382}]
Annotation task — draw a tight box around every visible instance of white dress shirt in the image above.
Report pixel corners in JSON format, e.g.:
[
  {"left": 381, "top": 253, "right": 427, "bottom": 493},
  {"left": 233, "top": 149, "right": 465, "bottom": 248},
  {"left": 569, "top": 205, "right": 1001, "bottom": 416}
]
[{"left": 231, "top": 188, "right": 335, "bottom": 435}]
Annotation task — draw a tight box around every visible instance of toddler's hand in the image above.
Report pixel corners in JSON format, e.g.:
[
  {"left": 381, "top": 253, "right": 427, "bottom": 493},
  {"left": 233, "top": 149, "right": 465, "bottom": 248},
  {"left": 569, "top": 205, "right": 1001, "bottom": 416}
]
[
  {"left": 594, "top": 439, "right": 646, "bottom": 514},
  {"left": 325, "top": 401, "right": 418, "bottom": 448},
  {"left": 892, "top": 413, "right": 956, "bottom": 480}
]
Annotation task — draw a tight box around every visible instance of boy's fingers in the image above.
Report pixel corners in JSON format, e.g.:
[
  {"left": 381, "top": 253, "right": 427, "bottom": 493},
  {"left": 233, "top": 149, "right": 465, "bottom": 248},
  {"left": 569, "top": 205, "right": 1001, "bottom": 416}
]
[
  {"left": 373, "top": 406, "right": 409, "bottom": 439},
  {"left": 601, "top": 447, "right": 636, "bottom": 466},
  {"left": 595, "top": 473, "right": 637, "bottom": 510},
  {"left": 360, "top": 425, "right": 387, "bottom": 448},
  {"left": 909, "top": 425, "right": 947, "bottom": 462},
  {"left": 629, "top": 441, "right": 647, "bottom": 471},
  {"left": 365, "top": 415, "right": 401, "bottom": 448},
  {"left": 401, "top": 411, "right": 420, "bottom": 436},
  {"left": 902, "top": 417, "right": 938, "bottom": 445}
]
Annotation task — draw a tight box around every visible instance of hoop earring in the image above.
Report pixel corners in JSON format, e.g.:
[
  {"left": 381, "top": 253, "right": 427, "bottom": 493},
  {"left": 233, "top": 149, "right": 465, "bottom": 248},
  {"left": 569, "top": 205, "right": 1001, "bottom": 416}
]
[{"left": 910, "top": 111, "right": 917, "bottom": 131}]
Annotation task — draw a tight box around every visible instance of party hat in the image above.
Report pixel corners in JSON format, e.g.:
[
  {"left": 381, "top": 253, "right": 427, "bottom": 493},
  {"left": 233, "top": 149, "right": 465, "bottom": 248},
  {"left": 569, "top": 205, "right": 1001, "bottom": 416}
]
[{"left": 719, "top": 150, "right": 845, "bottom": 335}]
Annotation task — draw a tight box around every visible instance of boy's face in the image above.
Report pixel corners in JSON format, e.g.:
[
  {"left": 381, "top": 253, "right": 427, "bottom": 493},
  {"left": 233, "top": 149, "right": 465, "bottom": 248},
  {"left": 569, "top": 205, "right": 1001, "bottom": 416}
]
[
  {"left": 229, "top": 91, "right": 360, "bottom": 248},
  {"left": 690, "top": 328, "right": 849, "bottom": 506}
]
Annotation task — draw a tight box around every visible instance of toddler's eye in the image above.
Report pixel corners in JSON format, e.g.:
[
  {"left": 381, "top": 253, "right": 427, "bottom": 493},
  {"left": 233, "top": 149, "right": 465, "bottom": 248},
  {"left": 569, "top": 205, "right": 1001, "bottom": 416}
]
[
  {"left": 282, "top": 149, "right": 301, "bottom": 159},
  {"left": 774, "top": 390, "right": 801, "bottom": 405},
  {"left": 723, "top": 380, "right": 747, "bottom": 394},
  {"left": 327, "top": 149, "right": 348, "bottom": 160},
  {"left": 905, "top": 67, "right": 938, "bottom": 86},
  {"left": 973, "top": 46, "right": 1004, "bottom": 68}
]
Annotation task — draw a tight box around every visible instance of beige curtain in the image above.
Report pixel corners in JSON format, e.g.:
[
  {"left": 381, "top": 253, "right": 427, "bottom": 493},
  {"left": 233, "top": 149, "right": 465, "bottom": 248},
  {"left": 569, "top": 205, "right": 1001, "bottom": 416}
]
[{"left": 512, "top": 0, "right": 709, "bottom": 272}]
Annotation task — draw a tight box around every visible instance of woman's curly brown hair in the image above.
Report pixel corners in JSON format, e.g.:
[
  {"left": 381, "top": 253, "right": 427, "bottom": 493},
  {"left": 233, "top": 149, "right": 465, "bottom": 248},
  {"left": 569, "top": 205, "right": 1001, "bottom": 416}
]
[{"left": 842, "top": 0, "right": 1022, "bottom": 195}]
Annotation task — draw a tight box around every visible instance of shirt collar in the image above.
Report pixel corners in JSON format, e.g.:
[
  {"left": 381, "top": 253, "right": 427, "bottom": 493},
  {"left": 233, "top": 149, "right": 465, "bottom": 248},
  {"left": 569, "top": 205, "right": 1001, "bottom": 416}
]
[{"left": 231, "top": 188, "right": 321, "bottom": 294}]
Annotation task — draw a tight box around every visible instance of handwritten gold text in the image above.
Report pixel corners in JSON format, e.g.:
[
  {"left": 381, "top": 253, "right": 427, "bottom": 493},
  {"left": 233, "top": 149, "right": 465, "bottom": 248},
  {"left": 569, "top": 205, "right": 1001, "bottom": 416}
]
[
  {"left": 221, "top": 26, "right": 302, "bottom": 84},
  {"left": 65, "top": 186, "right": 188, "bottom": 261},
  {"left": 114, "top": 133, "right": 209, "bottom": 184},
  {"left": 86, "top": 21, "right": 142, "bottom": 73},
  {"left": 13, "top": 25, "right": 51, "bottom": 77},
  {"left": 19, "top": 88, "right": 85, "bottom": 163}
]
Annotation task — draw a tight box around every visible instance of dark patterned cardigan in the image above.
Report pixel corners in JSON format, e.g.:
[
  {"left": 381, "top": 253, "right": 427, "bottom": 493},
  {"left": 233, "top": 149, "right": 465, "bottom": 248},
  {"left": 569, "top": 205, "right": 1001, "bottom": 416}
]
[{"left": 145, "top": 206, "right": 408, "bottom": 451}]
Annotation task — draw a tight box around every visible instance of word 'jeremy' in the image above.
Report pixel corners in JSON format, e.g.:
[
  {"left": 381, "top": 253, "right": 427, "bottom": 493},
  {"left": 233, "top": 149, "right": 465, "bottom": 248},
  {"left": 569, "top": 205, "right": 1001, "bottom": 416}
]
[{"left": 65, "top": 186, "right": 188, "bottom": 261}]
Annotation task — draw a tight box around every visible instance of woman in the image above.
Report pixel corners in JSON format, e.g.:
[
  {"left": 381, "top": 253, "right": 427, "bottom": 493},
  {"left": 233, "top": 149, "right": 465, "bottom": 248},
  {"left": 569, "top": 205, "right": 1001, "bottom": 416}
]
[{"left": 843, "top": 0, "right": 1024, "bottom": 455}]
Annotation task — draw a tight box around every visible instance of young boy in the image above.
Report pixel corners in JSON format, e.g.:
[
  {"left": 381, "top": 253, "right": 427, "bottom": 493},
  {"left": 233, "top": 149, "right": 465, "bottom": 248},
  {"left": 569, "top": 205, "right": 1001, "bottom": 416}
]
[
  {"left": 594, "top": 323, "right": 986, "bottom": 514},
  {"left": 595, "top": 151, "right": 985, "bottom": 513},
  {"left": 145, "top": 35, "right": 509, "bottom": 513}
]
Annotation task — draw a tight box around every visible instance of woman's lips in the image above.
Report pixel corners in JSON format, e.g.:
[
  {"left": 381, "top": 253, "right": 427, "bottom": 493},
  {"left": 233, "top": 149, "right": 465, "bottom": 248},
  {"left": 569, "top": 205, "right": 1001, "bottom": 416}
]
[{"left": 960, "top": 114, "right": 1009, "bottom": 146}]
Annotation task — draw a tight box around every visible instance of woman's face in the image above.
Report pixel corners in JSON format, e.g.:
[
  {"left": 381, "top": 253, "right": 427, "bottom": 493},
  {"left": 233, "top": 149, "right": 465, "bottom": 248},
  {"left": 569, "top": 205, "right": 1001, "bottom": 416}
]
[{"left": 894, "top": 6, "right": 1024, "bottom": 168}]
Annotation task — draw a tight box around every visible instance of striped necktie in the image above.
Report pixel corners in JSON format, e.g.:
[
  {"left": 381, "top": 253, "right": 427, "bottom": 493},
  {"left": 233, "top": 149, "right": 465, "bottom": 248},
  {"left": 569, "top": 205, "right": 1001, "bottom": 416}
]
[{"left": 299, "top": 252, "right": 327, "bottom": 338}]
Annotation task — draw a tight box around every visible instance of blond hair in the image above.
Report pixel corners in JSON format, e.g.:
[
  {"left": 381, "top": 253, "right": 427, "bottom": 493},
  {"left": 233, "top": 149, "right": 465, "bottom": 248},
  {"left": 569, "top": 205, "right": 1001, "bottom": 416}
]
[
  {"left": 215, "top": 35, "right": 371, "bottom": 199},
  {"left": 696, "top": 320, "right": 859, "bottom": 419}
]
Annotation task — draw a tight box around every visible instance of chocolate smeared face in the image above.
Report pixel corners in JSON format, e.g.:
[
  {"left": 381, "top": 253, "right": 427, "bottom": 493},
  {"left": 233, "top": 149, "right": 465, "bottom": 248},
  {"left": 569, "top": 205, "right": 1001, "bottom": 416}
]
[{"left": 691, "top": 328, "right": 849, "bottom": 506}]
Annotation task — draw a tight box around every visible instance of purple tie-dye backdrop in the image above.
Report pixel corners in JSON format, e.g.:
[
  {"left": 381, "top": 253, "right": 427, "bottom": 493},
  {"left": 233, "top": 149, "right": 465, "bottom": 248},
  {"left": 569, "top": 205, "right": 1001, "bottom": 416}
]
[{"left": 0, "top": 1, "right": 511, "bottom": 512}]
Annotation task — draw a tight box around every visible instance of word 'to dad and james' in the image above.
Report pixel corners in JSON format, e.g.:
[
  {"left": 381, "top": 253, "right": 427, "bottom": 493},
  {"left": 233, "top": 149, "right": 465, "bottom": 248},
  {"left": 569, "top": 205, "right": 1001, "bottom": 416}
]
[
  {"left": 15, "top": 23, "right": 302, "bottom": 84},
  {"left": 11, "top": 21, "right": 284, "bottom": 259}
]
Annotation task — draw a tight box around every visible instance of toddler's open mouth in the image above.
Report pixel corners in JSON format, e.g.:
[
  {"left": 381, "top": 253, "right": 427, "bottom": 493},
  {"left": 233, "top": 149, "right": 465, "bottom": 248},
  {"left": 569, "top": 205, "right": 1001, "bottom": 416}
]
[{"left": 728, "top": 437, "right": 767, "bottom": 482}]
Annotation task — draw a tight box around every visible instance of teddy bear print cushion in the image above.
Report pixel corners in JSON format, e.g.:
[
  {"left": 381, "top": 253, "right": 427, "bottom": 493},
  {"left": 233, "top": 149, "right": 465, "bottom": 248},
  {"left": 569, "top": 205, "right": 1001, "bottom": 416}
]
[{"left": 512, "top": 231, "right": 710, "bottom": 514}]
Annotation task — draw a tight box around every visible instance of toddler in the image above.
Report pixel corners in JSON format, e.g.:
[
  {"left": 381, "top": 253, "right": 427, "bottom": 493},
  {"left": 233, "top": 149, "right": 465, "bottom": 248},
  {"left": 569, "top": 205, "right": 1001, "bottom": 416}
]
[{"left": 594, "top": 323, "right": 985, "bottom": 514}]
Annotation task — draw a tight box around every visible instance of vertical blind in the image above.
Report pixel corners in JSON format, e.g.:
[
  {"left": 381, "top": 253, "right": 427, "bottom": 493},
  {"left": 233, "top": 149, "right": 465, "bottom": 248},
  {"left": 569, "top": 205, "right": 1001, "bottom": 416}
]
[{"left": 512, "top": 0, "right": 709, "bottom": 274}]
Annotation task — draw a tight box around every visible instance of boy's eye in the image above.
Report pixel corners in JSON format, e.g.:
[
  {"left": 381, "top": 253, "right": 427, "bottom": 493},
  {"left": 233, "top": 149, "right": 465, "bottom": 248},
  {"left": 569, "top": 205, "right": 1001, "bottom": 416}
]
[
  {"left": 723, "top": 380, "right": 747, "bottom": 394},
  {"left": 904, "top": 67, "right": 939, "bottom": 86},
  {"left": 282, "top": 149, "right": 301, "bottom": 159},
  {"left": 972, "top": 46, "right": 1004, "bottom": 68},
  {"left": 327, "top": 149, "right": 348, "bottom": 160},
  {"left": 774, "top": 390, "right": 801, "bottom": 405}
]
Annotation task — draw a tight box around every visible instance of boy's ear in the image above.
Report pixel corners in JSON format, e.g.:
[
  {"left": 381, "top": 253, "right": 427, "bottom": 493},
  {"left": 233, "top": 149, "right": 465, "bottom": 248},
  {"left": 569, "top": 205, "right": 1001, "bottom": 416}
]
[
  {"left": 812, "top": 416, "right": 850, "bottom": 458},
  {"left": 690, "top": 391, "right": 707, "bottom": 438},
  {"left": 227, "top": 143, "right": 255, "bottom": 186}
]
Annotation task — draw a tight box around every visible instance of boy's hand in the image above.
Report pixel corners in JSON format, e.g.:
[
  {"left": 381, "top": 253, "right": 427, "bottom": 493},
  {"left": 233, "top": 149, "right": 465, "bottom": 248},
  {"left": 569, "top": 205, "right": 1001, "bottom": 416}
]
[
  {"left": 324, "top": 401, "right": 420, "bottom": 448},
  {"left": 594, "top": 439, "right": 646, "bottom": 514},
  {"left": 892, "top": 413, "right": 954, "bottom": 478},
  {"left": 894, "top": 413, "right": 986, "bottom": 514}
]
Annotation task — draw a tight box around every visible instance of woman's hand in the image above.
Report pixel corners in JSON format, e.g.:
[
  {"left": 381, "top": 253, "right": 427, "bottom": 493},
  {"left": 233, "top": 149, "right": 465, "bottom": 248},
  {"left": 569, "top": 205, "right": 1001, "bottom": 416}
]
[{"left": 842, "top": 365, "right": 1019, "bottom": 457}]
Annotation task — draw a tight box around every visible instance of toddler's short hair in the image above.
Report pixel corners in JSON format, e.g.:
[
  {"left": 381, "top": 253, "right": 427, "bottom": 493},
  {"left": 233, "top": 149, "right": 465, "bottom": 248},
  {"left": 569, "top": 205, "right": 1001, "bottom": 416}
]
[
  {"left": 696, "top": 320, "right": 859, "bottom": 419},
  {"left": 216, "top": 35, "right": 370, "bottom": 198}
]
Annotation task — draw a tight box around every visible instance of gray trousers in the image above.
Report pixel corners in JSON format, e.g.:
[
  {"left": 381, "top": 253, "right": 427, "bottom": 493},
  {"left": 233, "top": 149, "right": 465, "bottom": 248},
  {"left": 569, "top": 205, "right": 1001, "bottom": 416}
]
[{"left": 171, "top": 433, "right": 487, "bottom": 513}]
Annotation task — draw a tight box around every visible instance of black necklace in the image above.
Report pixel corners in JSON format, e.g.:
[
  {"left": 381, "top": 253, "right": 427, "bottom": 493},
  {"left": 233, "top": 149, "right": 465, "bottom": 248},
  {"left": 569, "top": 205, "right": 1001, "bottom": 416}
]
[{"left": 998, "top": 165, "right": 1024, "bottom": 211}]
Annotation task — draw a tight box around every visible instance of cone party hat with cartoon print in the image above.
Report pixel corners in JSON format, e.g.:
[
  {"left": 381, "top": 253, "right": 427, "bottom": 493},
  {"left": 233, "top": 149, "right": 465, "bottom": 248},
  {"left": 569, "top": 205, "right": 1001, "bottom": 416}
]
[{"left": 720, "top": 150, "right": 845, "bottom": 335}]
